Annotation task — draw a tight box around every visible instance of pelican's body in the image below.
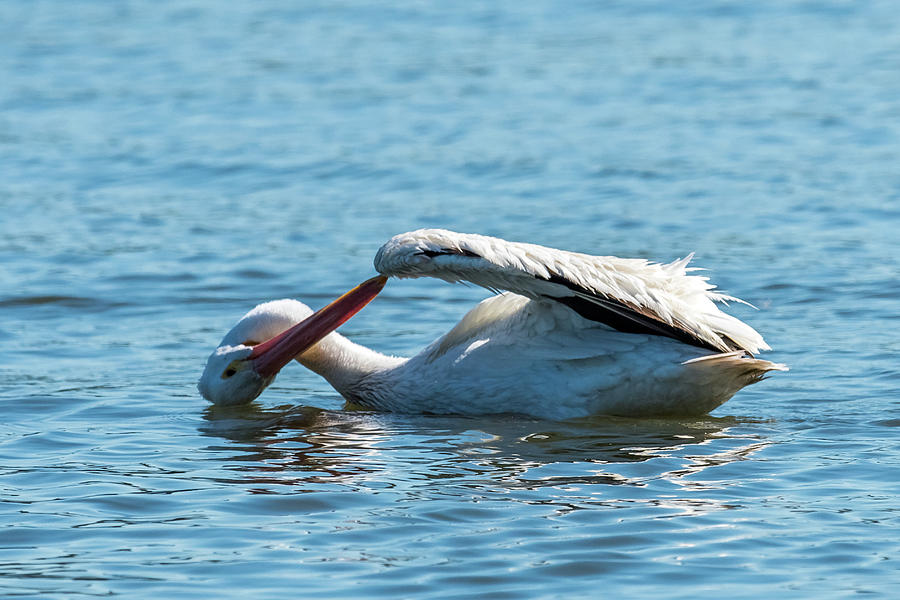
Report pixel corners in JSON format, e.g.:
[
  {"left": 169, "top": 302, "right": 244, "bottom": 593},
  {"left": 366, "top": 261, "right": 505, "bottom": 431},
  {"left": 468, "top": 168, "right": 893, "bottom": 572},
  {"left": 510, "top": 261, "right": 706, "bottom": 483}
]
[{"left": 199, "top": 230, "right": 786, "bottom": 419}]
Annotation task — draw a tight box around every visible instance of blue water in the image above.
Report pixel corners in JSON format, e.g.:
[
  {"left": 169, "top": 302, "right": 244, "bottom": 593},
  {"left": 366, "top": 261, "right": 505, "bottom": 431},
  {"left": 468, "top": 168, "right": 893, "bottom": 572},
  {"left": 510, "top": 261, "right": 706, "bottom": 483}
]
[{"left": 2, "top": 1, "right": 899, "bottom": 597}]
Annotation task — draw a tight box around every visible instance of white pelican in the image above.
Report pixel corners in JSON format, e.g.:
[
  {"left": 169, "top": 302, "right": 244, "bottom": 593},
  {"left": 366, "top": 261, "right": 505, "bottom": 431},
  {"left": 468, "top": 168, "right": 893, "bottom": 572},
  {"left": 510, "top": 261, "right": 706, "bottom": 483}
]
[{"left": 199, "top": 229, "right": 786, "bottom": 419}]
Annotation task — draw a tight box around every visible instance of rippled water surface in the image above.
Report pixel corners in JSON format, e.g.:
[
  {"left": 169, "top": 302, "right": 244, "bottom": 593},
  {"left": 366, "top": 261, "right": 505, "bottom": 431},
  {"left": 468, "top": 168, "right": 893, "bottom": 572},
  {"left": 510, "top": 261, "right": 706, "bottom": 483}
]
[{"left": 2, "top": 1, "right": 899, "bottom": 597}]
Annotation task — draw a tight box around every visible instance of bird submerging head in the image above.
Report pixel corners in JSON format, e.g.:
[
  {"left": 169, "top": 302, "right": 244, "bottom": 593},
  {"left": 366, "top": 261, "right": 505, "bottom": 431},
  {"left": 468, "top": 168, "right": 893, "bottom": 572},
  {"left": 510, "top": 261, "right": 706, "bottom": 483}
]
[{"left": 199, "top": 229, "right": 786, "bottom": 419}]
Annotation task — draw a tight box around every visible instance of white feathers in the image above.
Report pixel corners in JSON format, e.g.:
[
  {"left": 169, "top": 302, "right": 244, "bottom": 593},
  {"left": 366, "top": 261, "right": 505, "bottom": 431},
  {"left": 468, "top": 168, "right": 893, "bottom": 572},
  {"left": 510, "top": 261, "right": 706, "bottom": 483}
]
[
  {"left": 201, "top": 229, "right": 785, "bottom": 418},
  {"left": 219, "top": 299, "right": 314, "bottom": 348},
  {"left": 375, "top": 229, "right": 770, "bottom": 354}
]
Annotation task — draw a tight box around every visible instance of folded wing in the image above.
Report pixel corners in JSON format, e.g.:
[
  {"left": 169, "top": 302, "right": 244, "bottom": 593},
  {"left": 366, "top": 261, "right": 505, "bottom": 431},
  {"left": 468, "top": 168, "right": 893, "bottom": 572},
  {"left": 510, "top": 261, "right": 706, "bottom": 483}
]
[{"left": 374, "top": 229, "right": 770, "bottom": 355}]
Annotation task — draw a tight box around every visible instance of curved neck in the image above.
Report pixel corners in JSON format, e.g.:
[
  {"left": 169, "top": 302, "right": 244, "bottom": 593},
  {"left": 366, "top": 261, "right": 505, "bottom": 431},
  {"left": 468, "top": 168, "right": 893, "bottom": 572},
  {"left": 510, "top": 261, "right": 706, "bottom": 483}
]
[{"left": 295, "top": 332, "right": 402, "bottom": 395}]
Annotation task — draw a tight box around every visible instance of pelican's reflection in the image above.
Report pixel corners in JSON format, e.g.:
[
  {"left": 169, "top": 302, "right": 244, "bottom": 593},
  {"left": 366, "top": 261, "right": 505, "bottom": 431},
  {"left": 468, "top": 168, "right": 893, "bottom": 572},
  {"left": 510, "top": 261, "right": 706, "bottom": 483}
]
[
  {"left": 200, "top": 400, "right": 772, "bottom": 497},
  {"left": 200, "top": 402, "right": 390, "bottom": 487}
]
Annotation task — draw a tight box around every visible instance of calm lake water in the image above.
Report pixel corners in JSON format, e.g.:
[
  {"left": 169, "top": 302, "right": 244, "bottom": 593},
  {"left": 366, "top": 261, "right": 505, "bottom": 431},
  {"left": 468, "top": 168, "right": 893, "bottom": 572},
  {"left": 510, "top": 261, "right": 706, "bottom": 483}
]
[{"left": 2, "top": 1, "right": 899, "bottom": 597}]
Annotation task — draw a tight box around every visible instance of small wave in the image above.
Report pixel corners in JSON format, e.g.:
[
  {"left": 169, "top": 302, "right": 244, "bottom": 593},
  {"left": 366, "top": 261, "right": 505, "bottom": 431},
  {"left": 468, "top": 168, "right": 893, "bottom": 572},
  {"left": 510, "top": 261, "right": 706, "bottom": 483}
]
[
  {"left": 0, "top": 295, "right": 129, "bottom": 310},
  {"left": 0, "top": 295, "right": 95, "bottom": 308}
]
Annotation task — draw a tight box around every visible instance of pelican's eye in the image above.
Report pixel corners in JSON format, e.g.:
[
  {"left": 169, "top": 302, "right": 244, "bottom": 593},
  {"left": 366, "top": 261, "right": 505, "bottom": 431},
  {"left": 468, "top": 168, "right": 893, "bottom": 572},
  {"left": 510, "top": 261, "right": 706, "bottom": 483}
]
[{"left": 222, "top": 360, "right": 242, "bottom": 379}]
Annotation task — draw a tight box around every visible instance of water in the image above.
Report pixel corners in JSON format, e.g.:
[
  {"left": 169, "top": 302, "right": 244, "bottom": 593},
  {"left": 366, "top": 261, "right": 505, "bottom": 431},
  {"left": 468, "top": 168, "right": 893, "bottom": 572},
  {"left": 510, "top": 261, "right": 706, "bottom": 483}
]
[{"left": 2, "top": 0, "right": 899, "bottom": 597}]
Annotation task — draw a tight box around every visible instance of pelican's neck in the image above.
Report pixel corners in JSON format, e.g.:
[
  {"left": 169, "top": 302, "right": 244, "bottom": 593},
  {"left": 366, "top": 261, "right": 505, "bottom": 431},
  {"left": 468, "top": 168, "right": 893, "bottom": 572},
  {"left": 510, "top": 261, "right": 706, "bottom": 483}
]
[{"left": 295, "top": 331, "right": 402, "bottom": 395}]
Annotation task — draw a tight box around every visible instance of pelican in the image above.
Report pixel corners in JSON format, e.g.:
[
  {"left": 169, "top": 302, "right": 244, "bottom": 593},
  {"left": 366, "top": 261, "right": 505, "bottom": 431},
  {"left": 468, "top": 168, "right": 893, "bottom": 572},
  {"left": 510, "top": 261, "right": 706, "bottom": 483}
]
[{"left": 199, "top": 229, "right": 786, "bottom": 419}]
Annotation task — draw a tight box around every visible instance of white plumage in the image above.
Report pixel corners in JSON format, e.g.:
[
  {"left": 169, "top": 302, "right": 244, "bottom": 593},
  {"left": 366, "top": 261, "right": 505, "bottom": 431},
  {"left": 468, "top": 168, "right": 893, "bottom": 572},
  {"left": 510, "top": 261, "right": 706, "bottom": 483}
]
[
  {"left": 375, "top": 229, "right": 765, "bottom": 354},
  {"left": 199, "top": 229, "right": 786, "bottom": 419}
]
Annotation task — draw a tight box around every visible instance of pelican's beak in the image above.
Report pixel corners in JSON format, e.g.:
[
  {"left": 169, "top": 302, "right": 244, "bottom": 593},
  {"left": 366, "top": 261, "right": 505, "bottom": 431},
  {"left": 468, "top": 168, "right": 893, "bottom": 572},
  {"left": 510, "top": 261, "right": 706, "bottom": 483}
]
[{"left": 248, "top": 275, "right": 388, "bottom": 379}]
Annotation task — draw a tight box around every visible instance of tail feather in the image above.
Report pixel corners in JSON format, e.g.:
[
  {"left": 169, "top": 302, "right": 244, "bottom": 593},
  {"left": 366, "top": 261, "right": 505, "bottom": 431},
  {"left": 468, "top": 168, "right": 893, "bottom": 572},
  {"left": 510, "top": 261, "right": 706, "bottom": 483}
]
[{"left": 683, "top": 351, "right": 788, "bottom": 388}]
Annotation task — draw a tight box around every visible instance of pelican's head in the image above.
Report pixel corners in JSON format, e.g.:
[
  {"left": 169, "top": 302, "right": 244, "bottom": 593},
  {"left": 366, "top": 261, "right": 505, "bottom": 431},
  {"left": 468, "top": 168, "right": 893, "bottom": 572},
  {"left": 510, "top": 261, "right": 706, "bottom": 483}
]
[
  {"left": 198, "top": 343, "right": 271, "bottom": 406},
  {"left": 198, "top": 276, "right": 387, "bottom": 406}
]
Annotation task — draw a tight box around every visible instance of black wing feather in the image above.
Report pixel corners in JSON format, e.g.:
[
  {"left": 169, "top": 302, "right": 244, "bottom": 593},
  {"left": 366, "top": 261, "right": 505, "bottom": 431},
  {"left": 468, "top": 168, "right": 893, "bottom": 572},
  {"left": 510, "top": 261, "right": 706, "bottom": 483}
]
[{"left": 542, "top": 273, "right": 733, "bottom": 353}]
